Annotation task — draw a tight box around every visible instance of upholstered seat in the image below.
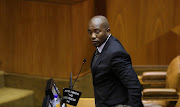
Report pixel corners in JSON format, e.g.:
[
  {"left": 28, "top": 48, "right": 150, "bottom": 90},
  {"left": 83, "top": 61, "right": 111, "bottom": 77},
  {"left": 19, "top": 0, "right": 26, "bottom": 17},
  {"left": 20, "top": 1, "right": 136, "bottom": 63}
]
[
  {"left": 143, "top": 88, "right": 178, "bottom": 100},
  {"left": 143, "top": 100, "right": 167, "bottom": 107},
  {"left": 142, "top": 56, "right": 179, "bottom": 85},
  {"left": 142, "top": 55, "right": 180, "bottom": 107},
  {"left": 142, "top": 72, "right": 166, "bottom": 82}
]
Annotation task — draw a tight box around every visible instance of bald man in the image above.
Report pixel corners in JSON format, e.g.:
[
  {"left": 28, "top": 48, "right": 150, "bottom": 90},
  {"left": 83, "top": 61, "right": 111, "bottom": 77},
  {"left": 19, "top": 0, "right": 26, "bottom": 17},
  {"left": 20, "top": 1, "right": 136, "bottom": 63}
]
[{"left": 88, "top": 15, "right": 143, "bottom": 107}]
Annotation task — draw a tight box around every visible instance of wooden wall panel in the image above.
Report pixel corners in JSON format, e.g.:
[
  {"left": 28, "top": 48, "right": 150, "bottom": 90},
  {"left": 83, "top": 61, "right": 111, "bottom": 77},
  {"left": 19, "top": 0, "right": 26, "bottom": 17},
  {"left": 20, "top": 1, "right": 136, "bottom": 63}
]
[
  {"left": 174, "top": 0, "right": 180, "bottom": 26},
  {"left": 0, "top": 0, "right": 11, "bottom": 71},
  {"left": 94, "top": 0, "right": 106, "bottom": 16},
  {"left": 106, "top": 0, "right": 179, "bottom": 65},
  {"left": 0, "top": 0, "right": 94, "bottom": 79},
  {"left": 71, "top": 0, "right": 94, "bottom": 76},
  {"left": 9, "top": 0, "right": 73, "bottom": 78},
  {"left": 1, "top": 0, "right": 180, "bottom": 78}
]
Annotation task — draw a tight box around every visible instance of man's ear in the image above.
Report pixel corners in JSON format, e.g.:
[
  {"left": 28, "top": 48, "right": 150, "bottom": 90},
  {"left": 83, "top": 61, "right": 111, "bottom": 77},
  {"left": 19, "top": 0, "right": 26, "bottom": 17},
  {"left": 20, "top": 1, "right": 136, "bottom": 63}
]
[
  {"left": 106, "top": 28, "right": 110, "bottom": 36},
  {"left": 107, "top": 28, "right": 110, "bottom": 33}
]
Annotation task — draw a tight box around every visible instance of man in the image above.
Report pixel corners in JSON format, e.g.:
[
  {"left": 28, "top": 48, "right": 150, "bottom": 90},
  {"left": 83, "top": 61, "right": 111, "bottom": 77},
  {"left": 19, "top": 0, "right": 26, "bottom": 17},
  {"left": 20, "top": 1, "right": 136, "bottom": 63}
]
[{"left": 88, "top": 15, "right": 143, "bottom": 107}]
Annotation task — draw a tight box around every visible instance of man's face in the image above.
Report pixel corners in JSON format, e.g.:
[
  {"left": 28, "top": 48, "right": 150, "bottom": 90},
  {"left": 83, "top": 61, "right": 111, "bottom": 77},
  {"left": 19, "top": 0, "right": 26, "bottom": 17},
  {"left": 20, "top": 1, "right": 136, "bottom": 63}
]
[{"left": 88, "top": 20, "right": 109, "bottom": 47}]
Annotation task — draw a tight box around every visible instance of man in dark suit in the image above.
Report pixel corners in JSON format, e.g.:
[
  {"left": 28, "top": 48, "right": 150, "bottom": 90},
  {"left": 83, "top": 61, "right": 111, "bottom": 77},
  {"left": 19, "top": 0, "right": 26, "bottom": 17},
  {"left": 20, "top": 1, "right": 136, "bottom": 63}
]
[{"left": 88, "top": 15, "right": 143, "bottom": 107}]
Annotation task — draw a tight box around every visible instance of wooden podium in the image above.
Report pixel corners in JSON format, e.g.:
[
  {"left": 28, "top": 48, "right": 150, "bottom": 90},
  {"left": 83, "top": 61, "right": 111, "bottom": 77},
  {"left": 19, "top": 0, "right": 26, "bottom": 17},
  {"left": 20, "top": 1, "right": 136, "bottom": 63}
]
[{"left": 67, "top": 98, "right": 95, "bottom": 107}]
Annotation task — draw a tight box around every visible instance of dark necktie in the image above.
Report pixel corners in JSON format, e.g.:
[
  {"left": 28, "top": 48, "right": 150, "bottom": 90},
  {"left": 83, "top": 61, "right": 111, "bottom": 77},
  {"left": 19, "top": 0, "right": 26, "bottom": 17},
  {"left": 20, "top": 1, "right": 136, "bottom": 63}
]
[{"left": 92, "top": 49, "right": 100, "bottom": 67}]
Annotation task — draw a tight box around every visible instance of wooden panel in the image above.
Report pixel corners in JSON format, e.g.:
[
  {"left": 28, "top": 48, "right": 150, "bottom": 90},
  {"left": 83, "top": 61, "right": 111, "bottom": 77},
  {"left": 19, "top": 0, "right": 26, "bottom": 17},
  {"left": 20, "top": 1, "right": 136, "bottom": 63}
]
[
  {"left": 25, "top": 0, "right": 85, "bottom": 4},
  {"left": 94, "top": 0, "right": 106, "bottom": 16},
  {"left": 174, "top": 0, "right": 180, "bottom": 26},
  {"left": 106, "top": 0, "right": 179, "bottom": 65},
  {"left": 0, "top": 0, "right": 11, "bottom": 71},
  {"left": 1, "top": 0, "right": 180, "bottom": 79},
  {"left": 0, "top": 0, "right": 94, "bottom": 79},
  {"left": 71, "top": 0, "right": 94, "bottom": 76},
  {"left": 9, "top": 0, "right": 72, "bottom": 78}
]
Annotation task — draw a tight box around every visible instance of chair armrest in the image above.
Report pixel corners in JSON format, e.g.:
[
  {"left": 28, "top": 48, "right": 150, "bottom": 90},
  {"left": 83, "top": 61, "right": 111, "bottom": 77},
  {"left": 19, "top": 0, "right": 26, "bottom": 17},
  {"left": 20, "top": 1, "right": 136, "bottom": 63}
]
[
  {"left": 142, "top": 100, "right": 167, "bottom": 107},
  {"left": 143, "top": 88, "right": 179, "bottom": 100},
  {"left": 142, "top": 71, "right": 166, "bottom": 84}
]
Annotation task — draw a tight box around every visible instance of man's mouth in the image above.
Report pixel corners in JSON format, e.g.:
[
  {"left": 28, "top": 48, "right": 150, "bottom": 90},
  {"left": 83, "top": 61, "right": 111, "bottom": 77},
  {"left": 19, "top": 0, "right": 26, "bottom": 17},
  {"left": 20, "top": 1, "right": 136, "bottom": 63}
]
[{"left": 92, "top": 41, "right": 98, "bottom": 44}]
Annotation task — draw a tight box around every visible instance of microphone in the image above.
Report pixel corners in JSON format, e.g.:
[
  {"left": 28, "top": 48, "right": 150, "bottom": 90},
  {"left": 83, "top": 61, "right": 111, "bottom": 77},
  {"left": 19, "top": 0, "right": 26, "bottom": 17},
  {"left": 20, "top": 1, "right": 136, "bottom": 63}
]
[
  {"left": 72, "top": 59, "right": 86, "bottom": 89},
  {"left": 82, "top": 59, "right": 86, "bottom": 64},
  {"left": 69, "top": 72, "right": 72, "bottom": 89}
]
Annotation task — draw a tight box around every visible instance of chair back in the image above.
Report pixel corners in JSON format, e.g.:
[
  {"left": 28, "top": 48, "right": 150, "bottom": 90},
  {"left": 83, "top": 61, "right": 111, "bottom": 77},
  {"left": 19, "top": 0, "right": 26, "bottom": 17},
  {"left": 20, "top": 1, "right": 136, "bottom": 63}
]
[{"left": 166, "top": 55, "right": 180, "bottom": 92}]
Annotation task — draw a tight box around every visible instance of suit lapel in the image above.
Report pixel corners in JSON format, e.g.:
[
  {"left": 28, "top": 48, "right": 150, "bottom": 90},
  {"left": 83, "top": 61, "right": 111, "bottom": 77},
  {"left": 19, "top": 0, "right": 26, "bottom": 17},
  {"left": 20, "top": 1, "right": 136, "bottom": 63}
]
[
  {"left": 91, "top": 51, "right": 95, "bottom": 69},
  {"left": 92, "top": 36, "right": 114, "bottom": 76}
]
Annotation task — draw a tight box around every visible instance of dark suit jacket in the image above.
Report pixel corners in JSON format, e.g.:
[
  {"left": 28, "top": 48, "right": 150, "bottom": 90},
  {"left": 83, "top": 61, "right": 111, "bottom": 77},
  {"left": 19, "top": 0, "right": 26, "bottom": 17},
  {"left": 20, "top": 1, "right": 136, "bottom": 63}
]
[{"left": 91, "top": 35, "right": 143, "bottom": 107}]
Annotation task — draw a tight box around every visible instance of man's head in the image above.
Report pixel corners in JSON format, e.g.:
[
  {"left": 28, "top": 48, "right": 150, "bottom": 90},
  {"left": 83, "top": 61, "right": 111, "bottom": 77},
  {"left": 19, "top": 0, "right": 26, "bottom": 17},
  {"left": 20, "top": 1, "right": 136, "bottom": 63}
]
[{"left": 88, "top": 15, "right": 110, "bottom": 47}]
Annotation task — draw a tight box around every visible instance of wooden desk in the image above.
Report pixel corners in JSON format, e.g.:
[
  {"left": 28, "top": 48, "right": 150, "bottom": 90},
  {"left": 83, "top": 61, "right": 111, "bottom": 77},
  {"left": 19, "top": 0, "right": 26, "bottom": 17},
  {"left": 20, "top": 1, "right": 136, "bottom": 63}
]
[{"left": 67, "top": 98, "right": 95, "bottom": 107}]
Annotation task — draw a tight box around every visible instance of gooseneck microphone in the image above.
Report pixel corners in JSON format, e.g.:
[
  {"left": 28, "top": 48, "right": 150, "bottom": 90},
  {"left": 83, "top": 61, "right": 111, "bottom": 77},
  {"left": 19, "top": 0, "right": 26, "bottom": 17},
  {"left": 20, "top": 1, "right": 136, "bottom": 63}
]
[
  {"left": 69, "top": 72, "right": 72, "bottom": 89},
  {"left": 72, "top": 59, "right": 86, "bottom": 89}
]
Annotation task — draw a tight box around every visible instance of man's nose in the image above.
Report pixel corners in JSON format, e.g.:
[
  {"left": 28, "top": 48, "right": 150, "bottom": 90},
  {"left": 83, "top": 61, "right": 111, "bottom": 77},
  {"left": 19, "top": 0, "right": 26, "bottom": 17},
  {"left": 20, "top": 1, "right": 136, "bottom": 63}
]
[{"left": 91, "top": 33, "right": 96, "bottom": 39}]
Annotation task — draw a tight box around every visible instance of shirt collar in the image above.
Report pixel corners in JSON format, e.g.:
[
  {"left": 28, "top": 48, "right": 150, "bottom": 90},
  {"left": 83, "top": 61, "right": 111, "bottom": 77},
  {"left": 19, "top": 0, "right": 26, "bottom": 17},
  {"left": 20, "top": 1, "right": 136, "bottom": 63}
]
[{"left": 97, "top": 33, "right": 111, "bottom": 53}]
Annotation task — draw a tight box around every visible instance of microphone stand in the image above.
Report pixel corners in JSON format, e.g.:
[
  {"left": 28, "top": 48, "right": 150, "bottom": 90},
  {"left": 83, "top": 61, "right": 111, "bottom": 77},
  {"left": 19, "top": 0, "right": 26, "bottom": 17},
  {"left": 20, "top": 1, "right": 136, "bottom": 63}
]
[{"left": 72, "top": 59, "right": 86, "bottom": 89}]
